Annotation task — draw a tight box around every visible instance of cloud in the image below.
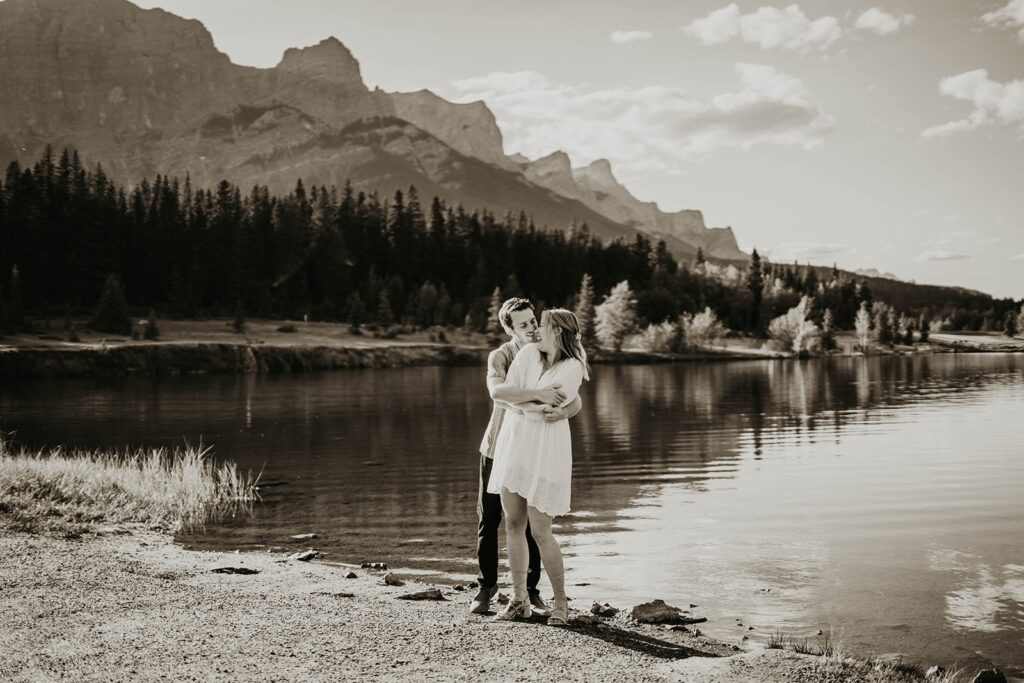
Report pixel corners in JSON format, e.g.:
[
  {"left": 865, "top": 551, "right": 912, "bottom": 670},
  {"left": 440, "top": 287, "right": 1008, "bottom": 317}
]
[
  {"left": 763, "top": 241, "right": 849, "bottom": 261},
  {"left": 921, "top": 70, "right": 1024, "bottom": 138},
  {"left": 916, "top": 250, "right": 971, "bottom": 262},
  {"left": 1010, "top": 253, "right": 1024, "bottom": 261},
  {"left": 683, "top": 3, "right": 843, "bottom": 52},
  {"left": 611, "top": 30, "right": 653, "bottom": 44},
  {"left": 982, "top": 0, "right": 1024, "bottom": 43},
  {"left": 854, "top": 8, "right": 915, "bottom": 35},
  {"left": 443, "top": 65, "right": 833, "bottom": 175}
]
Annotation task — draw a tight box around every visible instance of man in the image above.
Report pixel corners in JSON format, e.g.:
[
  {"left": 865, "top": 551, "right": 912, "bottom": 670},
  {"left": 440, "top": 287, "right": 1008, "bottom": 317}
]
[{"left": 470, "top": 297, "right": 583, "bottom": 615}]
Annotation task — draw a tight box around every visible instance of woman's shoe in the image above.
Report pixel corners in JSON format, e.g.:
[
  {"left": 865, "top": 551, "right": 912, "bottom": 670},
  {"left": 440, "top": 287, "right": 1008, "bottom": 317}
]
[
  {"left": 547, "top": 603, "right": 569, "bottom": 626},
  {"left": 496, "top": 598, "right": 532, "bottom": 621}
]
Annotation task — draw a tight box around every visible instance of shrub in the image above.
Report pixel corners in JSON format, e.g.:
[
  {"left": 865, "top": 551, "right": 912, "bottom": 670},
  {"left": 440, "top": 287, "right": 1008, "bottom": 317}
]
[
  {"left": 143, "top": 310, "right": 160, "bottom": 340},
  {"left": 767, "top": 296, "right": 820, "bottom": 354},
  {"left": 595, "top": 280, "right": 639, "bottom": 352},
  {"left": 679, "top": 307, "right": 727, "bottom": 350},
  {"left": 854, "top": 303, "right": 872, "bottom": 351},
  {"left": 638, "top": 321, "right": 682, "bottom": 353}
]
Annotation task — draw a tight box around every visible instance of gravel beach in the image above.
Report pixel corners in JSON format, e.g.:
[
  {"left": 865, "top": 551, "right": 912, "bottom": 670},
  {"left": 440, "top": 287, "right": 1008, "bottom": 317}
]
[{"left": 0, "top": 526, "right": 910, "bottom": 683}]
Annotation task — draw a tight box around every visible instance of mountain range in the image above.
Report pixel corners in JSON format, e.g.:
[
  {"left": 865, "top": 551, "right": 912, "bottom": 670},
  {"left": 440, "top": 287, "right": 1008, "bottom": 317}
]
[{"left": 0, "top": 0, "right": 746, "bottom": 261}]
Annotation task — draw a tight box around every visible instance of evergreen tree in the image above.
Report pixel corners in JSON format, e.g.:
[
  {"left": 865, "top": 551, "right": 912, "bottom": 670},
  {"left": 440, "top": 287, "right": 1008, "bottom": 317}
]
[
  {"left": 821, "top": 308, "right": 837, "bottom": 351},
  {"left": 574, "top": 273, "right": 597, "bottom": 346},
  {"left": 803, "top": 266, "right": 819, "bottom": 296},
  {"left": 873, "top": 302, "right": 894, "bottom": 345},
  {"left": 435, "top": 285, "right": 452, "bottom": 326},
  {"left": 595, "top": 280, "right": 639, "bottom": 352},
  {"left": 1016, "top": 303, "right": 1024, "bottom": 340},
  {"left": 695, "top": 247, "right": 705, "bottom": 267},
  {"left": 487, "top": 286, "right": 503, "bottom": 336},
  {"left": 345, "top": 291, "right": 366, "bottom": 327},
  {"left": 376, "top": 289, "right": 394, "bottom": 326},
  {"left": 90, "top": 274, "right": 131, "bottom": 335},
  {"left": 747, "top": 249, "right": 764, "bottom": 333},
  {"left": 8, "top": 265, "right": 24, "bottom": 332},
  {"left": 415, "top": 282, "right": 439, "bottom": 328},
  {"left": 1004, "top": 309, "right": 1019, "bottom": 337},
  {"left": 0, "top": 285, "right": 6, "bottom": 336},
  {"left": 902, "top": 318, "right": 915, "bottom": 345},
  {"left": 919, "top": 319, "right": 930, "bottom": 343}
]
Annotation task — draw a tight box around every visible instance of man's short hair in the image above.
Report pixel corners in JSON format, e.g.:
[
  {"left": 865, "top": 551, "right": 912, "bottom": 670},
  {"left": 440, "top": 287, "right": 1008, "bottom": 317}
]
[{"left": 498, "top": 297, "right": 534, "bottom": 333}]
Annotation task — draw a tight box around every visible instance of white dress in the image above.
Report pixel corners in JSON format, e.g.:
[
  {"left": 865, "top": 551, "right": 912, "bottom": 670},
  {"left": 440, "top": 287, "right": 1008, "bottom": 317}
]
[{"left": 486, "top": 343, "right": 585, "bottom": 517}]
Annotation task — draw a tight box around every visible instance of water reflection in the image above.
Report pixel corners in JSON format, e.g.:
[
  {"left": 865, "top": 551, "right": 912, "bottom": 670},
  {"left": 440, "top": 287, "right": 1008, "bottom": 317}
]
[
  {"left": 1, "top": 354, "right": 1022, "bottom": 675},
  {"left": 929, "top": 549, "right": 1024, "bottom": 634}
]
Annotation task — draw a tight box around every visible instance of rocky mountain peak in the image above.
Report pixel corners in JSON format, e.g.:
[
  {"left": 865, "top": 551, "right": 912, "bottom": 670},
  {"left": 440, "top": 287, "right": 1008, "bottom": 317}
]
[
  {"left": 388, "top": 89, "right": 512, "bottom": 168},
  {"left": 531, "top": 151, "right": 573, "bottom": 176},
  {"left": 277, "top": 37, "right": 364, "bottom": 86},
  {"left": 574, "top": 158, "right": 618, "bottom": 186},
  {"left": 522, "top": 151, "right": 580, "bottom": 200}
]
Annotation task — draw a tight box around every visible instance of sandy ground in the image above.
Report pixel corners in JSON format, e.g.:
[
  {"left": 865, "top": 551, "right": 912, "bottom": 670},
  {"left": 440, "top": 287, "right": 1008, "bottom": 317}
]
[{"left": 0, "top": 527, "right": 873, "bottom": 683}]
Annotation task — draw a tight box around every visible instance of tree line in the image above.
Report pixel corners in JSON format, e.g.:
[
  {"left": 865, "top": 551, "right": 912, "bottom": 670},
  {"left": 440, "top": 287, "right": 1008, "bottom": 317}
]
[{"left": 0, "top": 146, "right": 1019, "bottom": 338}]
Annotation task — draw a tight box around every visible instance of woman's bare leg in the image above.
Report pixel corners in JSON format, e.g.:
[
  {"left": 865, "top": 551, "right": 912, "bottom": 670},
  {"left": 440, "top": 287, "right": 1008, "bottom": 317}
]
[
  {"left": 526, "top": 506, "right": 566, "bottom": 612},
  {"left": 500, "top": 488, "right": 530, "bottom": 602}
]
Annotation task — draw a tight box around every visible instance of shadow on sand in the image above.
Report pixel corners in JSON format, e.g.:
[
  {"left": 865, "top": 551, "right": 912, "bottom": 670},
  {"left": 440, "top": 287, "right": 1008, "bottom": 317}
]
[
  {"left": 494, "top": 612, "right": 718, "bottom": 660},
  {"left": 563, "top": 621, "right": 718, "bottom": 660}
]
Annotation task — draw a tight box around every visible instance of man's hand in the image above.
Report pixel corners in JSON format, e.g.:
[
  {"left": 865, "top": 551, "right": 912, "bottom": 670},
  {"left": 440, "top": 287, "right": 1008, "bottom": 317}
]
[
  {"left": 536, "top": 383, "right": 566, "bottom": 406},
  {"left": 542, "top": 405, "right": 569, "bottom": 422}
]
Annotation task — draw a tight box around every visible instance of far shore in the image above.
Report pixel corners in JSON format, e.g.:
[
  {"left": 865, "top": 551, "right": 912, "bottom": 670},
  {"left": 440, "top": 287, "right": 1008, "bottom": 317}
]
[{"left": 1, "top": 319, "right": 1022, "bottom": 378}]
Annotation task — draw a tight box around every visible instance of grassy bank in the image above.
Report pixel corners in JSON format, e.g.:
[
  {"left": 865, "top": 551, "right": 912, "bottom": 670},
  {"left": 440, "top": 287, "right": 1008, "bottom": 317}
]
[{"left": 0, "top": 438, "right": 258, "bottom": 537}]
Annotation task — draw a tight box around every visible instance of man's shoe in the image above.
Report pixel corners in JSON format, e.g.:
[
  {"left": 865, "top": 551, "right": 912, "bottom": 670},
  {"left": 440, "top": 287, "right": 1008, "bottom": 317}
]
[
  {"left": 470, "top": 584, "right": 498, "bottom": 614},
  {"left": 528, "top": 592, "right": 551, "bottom": 617}
]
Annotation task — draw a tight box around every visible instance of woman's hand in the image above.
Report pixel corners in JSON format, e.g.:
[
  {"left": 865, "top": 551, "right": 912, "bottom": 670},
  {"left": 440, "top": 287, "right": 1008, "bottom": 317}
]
[{"left": 536, "top": 384, "right": 566, "bottom": 406}]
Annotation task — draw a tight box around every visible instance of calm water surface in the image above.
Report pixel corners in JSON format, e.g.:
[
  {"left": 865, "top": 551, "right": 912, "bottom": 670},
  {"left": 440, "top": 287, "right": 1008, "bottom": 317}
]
[{"left": 2, "top": 354, "right": 1022, "bottom": 675}]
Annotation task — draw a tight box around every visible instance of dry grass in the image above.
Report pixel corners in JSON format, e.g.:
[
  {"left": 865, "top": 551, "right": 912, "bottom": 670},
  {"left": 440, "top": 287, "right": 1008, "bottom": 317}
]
[
  {"left": 0, "top": 437, "right": 258, "bottom": 537},
  {"left": 770, "top": 629, "right": 966, "bottom": 682},
  {"left": 808, "top": 652, "right": 965, "bottom": 683}
]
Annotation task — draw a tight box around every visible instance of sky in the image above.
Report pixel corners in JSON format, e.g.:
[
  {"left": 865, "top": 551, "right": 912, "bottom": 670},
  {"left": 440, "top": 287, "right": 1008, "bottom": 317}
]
[{"left": 133, "top": 0, "right": 1024, "bottom": 299}]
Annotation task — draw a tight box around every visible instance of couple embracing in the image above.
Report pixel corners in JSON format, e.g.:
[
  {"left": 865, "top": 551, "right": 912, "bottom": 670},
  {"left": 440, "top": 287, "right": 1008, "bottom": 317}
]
[{"left": 471, "top": 297, "right": 590, "bottom": 625}]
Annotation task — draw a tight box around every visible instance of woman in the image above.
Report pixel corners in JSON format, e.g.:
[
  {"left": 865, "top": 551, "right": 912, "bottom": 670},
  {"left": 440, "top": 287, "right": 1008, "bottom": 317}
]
[{"left": 486, "top": 308, "right": 590, "bottom": 625}]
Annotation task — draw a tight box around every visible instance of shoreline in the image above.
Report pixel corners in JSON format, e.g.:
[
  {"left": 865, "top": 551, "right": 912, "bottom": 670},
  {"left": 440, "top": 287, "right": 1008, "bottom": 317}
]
[
  {"left": 0, "top": 527, "right": 976, "bottom": 682},
  {"left": 2, "top": 321, "right": 1021, "bottom": 378}
]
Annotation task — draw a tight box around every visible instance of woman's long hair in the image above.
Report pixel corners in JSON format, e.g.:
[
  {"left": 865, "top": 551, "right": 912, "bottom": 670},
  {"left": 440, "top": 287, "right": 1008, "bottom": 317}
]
[{"left": 540, "top": 308, "right": 591, "bottom": 381}]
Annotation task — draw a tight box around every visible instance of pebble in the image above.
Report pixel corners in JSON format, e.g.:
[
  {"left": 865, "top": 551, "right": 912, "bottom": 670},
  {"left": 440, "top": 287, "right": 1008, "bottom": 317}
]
[
  {"left": 287, "top": 550, "right": 320, "bottom": 562},
  {"left": 383, "top": 573, "right": 405, "bottom": 587}
]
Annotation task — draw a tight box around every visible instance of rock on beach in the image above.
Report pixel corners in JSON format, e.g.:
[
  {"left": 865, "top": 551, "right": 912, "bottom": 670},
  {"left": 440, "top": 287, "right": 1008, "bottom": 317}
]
[{"left": 631, "top": 599, "right": 705, "bottom": 625}]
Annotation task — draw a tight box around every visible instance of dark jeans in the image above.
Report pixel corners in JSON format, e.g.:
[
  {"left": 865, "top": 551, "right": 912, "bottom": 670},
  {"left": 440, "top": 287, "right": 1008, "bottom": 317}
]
[{"left": 477, "top": 453, "right": 541, "bottom": 595}]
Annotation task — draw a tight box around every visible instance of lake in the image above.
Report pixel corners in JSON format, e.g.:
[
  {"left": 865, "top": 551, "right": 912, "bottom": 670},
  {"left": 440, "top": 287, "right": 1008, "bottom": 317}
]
[{"left": 2, "top": 354, "right": 1021, "bottom": 676}]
